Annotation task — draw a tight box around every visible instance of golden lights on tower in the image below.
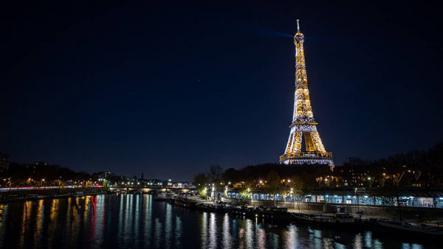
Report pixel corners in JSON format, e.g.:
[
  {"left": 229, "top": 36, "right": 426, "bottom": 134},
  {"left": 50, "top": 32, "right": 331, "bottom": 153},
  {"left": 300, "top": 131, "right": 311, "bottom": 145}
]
[{"left": 280, "top": 19, "right": 333, "bottom": 166}]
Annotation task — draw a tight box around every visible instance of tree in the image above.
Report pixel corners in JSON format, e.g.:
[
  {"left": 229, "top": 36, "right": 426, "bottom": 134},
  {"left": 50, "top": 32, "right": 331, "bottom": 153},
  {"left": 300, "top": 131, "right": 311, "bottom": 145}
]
[
  {"left": 193, "top": 173, "right": 208, "bottom": 187},
  {"left": 265, "top": 170, "right": 282, "bottom": 194},
  {"left": 291, "top": 175, "right": 305, "bottom": 195},
  {"left": 208, "top": 165, "right": 223, "bottom": 183}
]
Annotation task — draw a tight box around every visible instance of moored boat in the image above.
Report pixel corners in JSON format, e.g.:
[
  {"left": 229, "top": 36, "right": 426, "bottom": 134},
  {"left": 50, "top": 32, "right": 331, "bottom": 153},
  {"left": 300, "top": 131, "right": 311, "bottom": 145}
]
[{"left": 376, "top": 219, "right": 443, "bottom": 237}]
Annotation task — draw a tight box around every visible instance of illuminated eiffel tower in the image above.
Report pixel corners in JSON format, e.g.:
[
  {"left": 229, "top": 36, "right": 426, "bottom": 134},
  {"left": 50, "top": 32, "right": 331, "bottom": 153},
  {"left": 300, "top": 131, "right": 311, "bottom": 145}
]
[{"left": 280, "top": 20, "right": 334, "bottom": 166}]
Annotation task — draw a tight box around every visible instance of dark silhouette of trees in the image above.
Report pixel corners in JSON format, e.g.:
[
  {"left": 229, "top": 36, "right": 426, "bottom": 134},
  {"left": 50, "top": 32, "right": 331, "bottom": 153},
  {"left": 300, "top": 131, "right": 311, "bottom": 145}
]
[
  {"left": 264, "top": 170, "right": 282, "bottom": 194},
  {"left": 208, "top": 165, "right": 223, "bottom": 183},
  {"left": 193, "top": 173, "right": 208, "bottom": 187},
  {"left": 194, "top": 143, "right": 443, "bottom": 191}
]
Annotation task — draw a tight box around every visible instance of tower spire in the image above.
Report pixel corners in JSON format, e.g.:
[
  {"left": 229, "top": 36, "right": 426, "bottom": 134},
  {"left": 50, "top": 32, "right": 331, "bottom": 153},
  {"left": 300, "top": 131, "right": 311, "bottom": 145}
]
[{"left": 280, "top": 22, "right": 333, "bottom": 167}]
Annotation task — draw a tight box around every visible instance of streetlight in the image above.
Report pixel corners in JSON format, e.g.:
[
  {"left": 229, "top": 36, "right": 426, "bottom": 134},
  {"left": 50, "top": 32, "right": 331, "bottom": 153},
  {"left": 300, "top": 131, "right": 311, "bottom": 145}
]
[
  {"left": 211, "top": 184, "right": 215, "bottom": 202},
  {"left": 289, "top": 187, "right": 295, "bottom": 210}
]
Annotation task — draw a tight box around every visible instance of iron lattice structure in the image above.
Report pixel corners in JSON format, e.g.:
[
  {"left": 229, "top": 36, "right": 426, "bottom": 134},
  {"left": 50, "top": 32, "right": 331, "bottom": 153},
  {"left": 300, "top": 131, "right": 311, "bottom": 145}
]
[{"left": 280, "top": 20, "right": 334, "bottom": 166}]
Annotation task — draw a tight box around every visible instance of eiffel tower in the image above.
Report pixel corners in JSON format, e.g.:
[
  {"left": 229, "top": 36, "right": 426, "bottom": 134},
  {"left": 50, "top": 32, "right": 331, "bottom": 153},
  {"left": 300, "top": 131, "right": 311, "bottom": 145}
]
[{"left": 280, "top": 20, "right": 334, "bottom": 166}]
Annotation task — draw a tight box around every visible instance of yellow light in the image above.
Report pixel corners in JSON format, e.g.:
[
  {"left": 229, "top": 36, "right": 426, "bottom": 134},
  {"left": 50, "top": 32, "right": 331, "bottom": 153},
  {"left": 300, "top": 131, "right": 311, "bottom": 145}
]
[{"left": 200, "top": 187, "right": 208, "bottom": 197}]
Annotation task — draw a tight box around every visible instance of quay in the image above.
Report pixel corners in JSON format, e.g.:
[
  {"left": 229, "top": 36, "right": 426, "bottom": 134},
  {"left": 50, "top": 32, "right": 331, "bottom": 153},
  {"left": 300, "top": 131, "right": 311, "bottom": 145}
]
[
  {"left": 0, "top": 186, "right": 107, "bottom": 202},
  {"left": 156, "top": 193, "right": 443, "bottom": 238},
  {"left": 2, "top": 186, "right": 443, "bottom": 238}
]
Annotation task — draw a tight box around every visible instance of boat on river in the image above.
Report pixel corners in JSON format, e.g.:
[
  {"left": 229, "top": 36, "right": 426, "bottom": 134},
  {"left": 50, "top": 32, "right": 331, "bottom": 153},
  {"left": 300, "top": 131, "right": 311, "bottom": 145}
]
[{"left": 376, "top": 219, "right": 443, "bottom": 237}]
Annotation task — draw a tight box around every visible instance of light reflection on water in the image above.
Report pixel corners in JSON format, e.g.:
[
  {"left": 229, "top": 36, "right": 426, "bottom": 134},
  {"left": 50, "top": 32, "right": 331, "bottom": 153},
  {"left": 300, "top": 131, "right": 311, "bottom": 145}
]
[{"left": 0, "top": 194, "right": 436, "bottom": 249}]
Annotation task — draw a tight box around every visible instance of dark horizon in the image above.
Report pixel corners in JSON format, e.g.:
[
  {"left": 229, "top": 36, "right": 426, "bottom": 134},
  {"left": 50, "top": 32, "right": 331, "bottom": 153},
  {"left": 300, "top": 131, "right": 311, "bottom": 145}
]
[{"left": 1, "top": 1, "right": 442, "bottom": 180}]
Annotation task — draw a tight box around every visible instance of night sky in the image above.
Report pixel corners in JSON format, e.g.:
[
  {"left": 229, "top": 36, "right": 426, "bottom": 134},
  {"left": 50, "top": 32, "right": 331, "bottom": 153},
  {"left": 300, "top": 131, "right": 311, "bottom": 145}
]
[{"left": 1, "top": 1, "right": 442, "bottom": 180}]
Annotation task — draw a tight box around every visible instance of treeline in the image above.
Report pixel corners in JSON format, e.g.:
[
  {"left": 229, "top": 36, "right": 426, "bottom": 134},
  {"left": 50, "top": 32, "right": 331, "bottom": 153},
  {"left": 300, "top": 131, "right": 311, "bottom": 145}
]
[
  {"left": 0, "top": 155, "right": 140, "bottom": 187},
  {"left": 0, "top": 154, "right": 95, "bottom": 186},
  {"left": 1, "top": 161, "right": 92, "bottom": 186},
  {"left": 194, "top": 143, "right": 443, "bottom": 191},
  {"left": 338, "top": 143, "right": 443, "bottom": 188}
]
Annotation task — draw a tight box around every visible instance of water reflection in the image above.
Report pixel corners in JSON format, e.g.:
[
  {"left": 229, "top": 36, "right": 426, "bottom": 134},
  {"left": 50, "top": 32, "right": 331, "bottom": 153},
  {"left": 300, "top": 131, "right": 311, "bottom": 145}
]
[
  {"left": 165, "top": 203, "right": 172, "bottom": 249},
  {"left": 222, "top": 214, "right": 231, "bottom": 249},
  {"left": 154, "top": 218, "right": 162, "bottom": 248},
  {"left": 200, "top": 212, "right": 207, "bottom": 249},
  {"left": 93, "top": 195, "right": 105, "bottom": 247},
  {"left": 354, "top": 233, "right": 362, "bottom": 249},
  {"left": 402, "top": 243, "right": 424, "bottom": 249},
  {"left": 144, "top": 195, "right": 152, "bottom": 247},
  {"left": 284, "top": 225, "right": 297, "bottom": 249},
  {"left": 209, "top": 213, "right": 217, "bottom": 249},
  {"left": 33, "top": 200, "right": 44, "bottom": 248},
  {"left": 0, "top": 194, "right": 436, "bottom": 249},
  {"left": 0, "top": 204, "right": 7, "bottom": 245},
  {"left": 175, "top": 216, "right": 182, "bottom": 248},
  {"left": 256, "top": 223, "right": 266, "bottom": 249},
  {"left": 135, "top": 194, "right": 140, "bottom": 240}
]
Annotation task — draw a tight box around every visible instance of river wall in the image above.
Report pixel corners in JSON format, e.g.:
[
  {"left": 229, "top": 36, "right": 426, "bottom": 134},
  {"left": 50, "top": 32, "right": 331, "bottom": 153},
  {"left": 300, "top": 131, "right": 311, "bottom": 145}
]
[
  {"left": 0, "top": 187, "right": 107, "bottom": 202},
  {"left": 251, "top": 200, "right": 443, "bottom": 220}
]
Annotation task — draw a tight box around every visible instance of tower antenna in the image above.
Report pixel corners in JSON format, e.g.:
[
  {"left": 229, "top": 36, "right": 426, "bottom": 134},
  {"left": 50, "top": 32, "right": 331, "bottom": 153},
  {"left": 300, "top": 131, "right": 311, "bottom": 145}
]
[{"left": 296, "top": 19, "right": 300, "bottom": 32}]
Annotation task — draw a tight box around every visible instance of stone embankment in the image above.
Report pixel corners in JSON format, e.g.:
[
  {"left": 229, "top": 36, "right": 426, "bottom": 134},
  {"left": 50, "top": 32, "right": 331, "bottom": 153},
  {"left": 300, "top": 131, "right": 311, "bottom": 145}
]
[{"left": 0, "top": 187, "right": 107, "bottom": 202}]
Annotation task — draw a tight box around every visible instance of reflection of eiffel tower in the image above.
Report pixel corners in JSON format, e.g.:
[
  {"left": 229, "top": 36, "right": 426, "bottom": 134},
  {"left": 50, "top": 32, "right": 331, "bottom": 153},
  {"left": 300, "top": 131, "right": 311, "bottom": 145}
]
[{"left": 280, "top": 20, "right": 333, "bottom": 166}]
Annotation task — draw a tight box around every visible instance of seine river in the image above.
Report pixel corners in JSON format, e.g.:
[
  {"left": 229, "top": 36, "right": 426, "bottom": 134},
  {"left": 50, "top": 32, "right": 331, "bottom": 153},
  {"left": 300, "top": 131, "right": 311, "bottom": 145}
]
[{"left": 0, "top": 194, "right": 435, "bottom": 249}]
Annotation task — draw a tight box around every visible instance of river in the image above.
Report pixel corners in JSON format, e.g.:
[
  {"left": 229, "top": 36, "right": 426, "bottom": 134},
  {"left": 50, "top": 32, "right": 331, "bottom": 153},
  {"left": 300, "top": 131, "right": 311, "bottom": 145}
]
[{"left": 0, "top": 194, "right": 435, "bottom": 249}]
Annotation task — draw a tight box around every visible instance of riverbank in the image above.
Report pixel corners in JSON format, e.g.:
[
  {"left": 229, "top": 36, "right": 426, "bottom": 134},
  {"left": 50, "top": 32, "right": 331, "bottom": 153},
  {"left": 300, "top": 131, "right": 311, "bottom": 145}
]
[
  {"left": 0, "top": 186, "right": 107, "bottom": 203},
  {"left": 160, "top": 194, "right": 443, "bottom": 239},
  {"left": 3, "top": 190, "right": 443, "bottom": 239}
]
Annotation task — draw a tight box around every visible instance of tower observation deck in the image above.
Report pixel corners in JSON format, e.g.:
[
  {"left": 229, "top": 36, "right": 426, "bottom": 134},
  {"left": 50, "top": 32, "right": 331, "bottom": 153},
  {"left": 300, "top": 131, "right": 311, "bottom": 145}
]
[{"left": 280, "top": 20, "right": 334, "bottom": 166}]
